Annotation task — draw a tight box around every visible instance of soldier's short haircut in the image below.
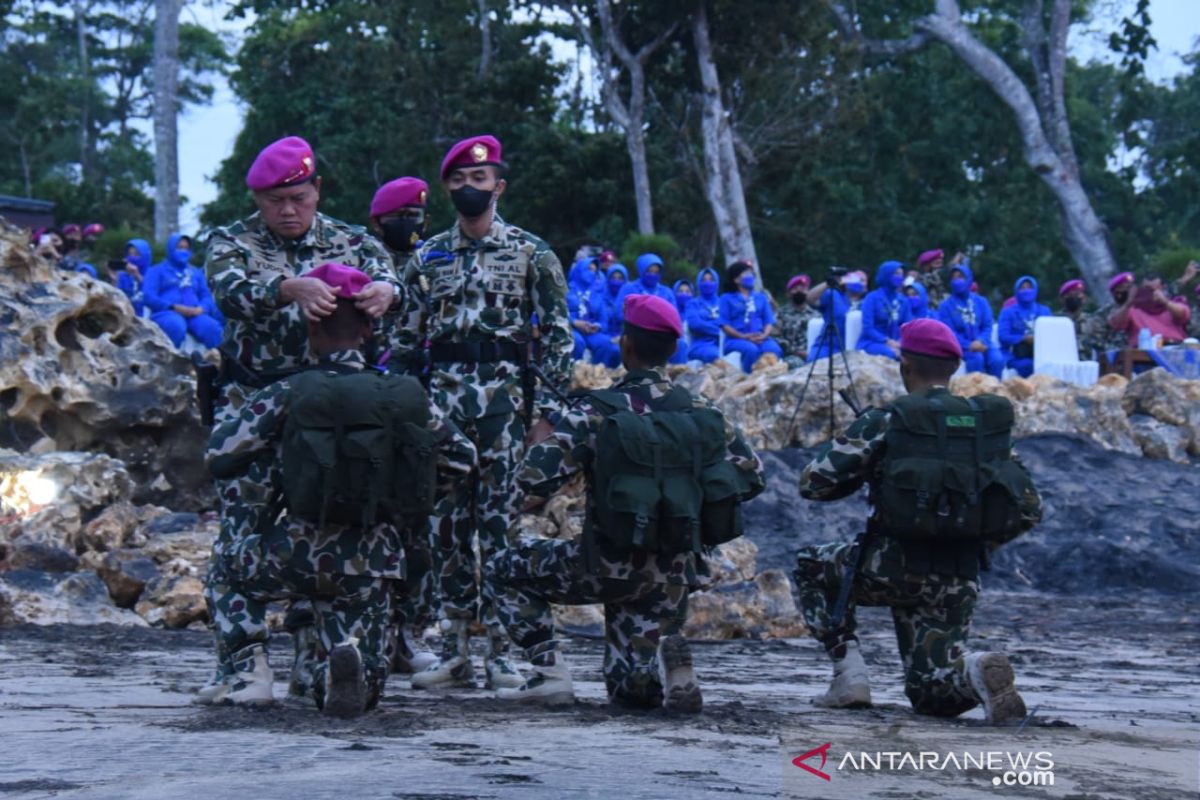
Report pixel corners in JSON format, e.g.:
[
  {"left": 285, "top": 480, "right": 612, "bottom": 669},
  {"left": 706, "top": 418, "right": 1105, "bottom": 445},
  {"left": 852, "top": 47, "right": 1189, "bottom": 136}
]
[
  {"left": 902, "top": 351, "right": 959, "bottom": 382},
  {"left": 321, "top": 298, "right": 371, "bottom": 343},
  {"left": 623, "top": 322, "right": 677, "bottom": 366}
]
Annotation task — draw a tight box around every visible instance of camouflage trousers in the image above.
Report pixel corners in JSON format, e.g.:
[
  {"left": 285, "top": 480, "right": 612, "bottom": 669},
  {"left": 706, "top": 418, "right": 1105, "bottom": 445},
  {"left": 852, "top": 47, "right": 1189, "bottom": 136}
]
[
  {"left": 793, "top": 541, "right": 980, "bottom": 717},
  {"left": 434, "top": 408, "right": 526, "bottom": 629},
  {"left": 486, "top": 537, "right": 689, "bottom": 708},
  {"left": 205, "top": 540, "right": 394, "bottom": 705},
  {"left": 395, "top": 518, "right": 440, "bottom": 631}
]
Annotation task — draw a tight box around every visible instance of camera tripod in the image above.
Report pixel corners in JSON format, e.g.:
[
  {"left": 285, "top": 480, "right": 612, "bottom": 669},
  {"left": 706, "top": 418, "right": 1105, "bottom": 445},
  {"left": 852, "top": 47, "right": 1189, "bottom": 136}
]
[{"left": 785, "top": 294, "right": 864, "bottom": 443}]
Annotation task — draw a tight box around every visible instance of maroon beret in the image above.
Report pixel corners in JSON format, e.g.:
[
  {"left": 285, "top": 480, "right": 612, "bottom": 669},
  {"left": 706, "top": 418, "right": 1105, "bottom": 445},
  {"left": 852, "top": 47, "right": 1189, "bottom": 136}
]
[
  {"left": 1058, "top": 279, "right": 1084, "bottom": 297},
  {"left": 624, "top": 294, "right": 682, "bottom": 338},
  {"left": 370, "top": 177, "right": 429, "bottom": 217},
  {"left": 304, "top": 263, "right": 371, "bottom": 297},
  {"left": 900, "top": 318, "right": 962, "bottom": 360},
  {"left": 440, "top": 135, "right": 502, "bottom": 181},
  {"left": 246, "top": 136, "right": 316, "bottom": 192}
]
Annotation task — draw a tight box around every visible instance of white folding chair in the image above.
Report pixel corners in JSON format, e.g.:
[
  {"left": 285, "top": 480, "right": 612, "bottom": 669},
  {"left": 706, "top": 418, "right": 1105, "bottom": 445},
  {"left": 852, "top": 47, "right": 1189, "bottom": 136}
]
[
  {"left": 844, "top": 310, "right": 863, "bottom": 350},
  {"left": 1033, "top": 316, "right": 1099, "bottom": 387},
  {"left": 806, "top": 318, "right": 824, "bottom": 354},
  {"left": 717, "top": 329, "right": 742, "bottom": 371}
]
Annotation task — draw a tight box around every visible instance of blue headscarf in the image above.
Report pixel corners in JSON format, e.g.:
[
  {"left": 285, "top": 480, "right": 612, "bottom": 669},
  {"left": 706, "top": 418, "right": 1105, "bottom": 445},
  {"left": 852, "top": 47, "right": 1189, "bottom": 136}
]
[
  {"left": 948, "top": 263, "right": 974, "bottom": 299},
  {"left": 907, "top": 280, "right": 930, "bottom": 317},
  {"left": 875, "top": 260, "right": 905, "bottom": 295},
  {"left": 165, "top": 233, "right": 193, "bottom": 270},
  {"left": 125, "top": 239, "right": 152, "bottom": 272},
  {"left": 568, "top": 258, "right": 599, "bottom": 293},
  {"left": 1014, "top": 275, "right": 1039, "bottom": 312},
  {"left": 605, "top": 263, "right": 629, "bottom": 296}
]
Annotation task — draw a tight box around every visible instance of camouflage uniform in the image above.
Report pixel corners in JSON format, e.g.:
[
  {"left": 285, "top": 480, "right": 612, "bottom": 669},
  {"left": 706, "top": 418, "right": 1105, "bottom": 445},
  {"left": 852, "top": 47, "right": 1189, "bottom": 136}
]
[
  {"left": 1081, "top": 303, "right": 1128, "bottom": 360},
  {"left": 393, "top": 216, "right": 571, "bottom": 638},
  {"left": 204, "top": 349, "right": 476, "bottom": 705},
  {"left": 486, "top": 368, "right": 765, "bottom": 707},
  {"left": 793, "top": 390, "right": 1041, "bottom": 717},
  {"left": 921, "top": 270, "right": 949, "bottom": 309},
  {"left": 203, "top": 211, "right": 401, "bottom": 687},
  {"left": 775, "top": 301, "right": 819, "bottom": 368}
]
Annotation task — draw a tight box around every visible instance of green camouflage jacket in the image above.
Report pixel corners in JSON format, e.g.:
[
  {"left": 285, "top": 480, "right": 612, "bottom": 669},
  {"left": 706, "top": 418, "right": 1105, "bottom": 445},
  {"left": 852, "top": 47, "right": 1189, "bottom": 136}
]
[
  {"left": 517, "top": 367, "right": 766, "bottom": 586},
  {"left": 391, "top": 215, "right": 571, "bottom": 419},
  {"left": 776, "top": 301, "right": 820, "bottom": 360},
  {"left": 205, "top": 349, "right": 478, "bottom": 579},
  {"left": 206, "top": 211, "right": 400, "bottom": 375},
  {"left": 799, "top": 389, "right": 1042, "bottom": 557}
]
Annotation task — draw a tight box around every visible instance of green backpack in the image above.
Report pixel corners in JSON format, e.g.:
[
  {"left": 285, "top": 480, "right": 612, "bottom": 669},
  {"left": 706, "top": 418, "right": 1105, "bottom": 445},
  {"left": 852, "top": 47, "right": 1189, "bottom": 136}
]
[
  {"left": 586, "top": 386, "right": 763, "bottom": 556},
  {"left": 281, "top": 369, "right": 439, "bottom": 529},
  {"left": 875, "top": 392, "right": 1032, "bottom": 542}
]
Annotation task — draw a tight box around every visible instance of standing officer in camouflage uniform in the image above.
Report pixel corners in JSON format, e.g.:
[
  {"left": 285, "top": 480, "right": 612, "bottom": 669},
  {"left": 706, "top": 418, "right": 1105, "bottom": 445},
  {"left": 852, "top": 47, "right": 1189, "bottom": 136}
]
[
  {"left": 368, "top": 176, "right": 442, "bottom": 674},
  {"left": 776, "top": 274, "right": 819, "bottom": 367},
  {"left": 396, "top": 135, "right": 572, "bottom": 691},
  {"left": 486, "top": 295, "right": 765, "bottom": 710},
  {"left": 794, "top": 318, "right": 1042, "bottom": 725},
  {"left": 203, "top": 264, "right": 476, "bottom": 715},
  {"left": 199, "top": 136, "right": 403, "bottom": 701}
]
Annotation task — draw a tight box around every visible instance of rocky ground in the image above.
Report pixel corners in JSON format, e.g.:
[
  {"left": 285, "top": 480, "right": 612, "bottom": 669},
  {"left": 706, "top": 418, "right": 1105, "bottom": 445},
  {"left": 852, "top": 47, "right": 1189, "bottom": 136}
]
[{"left": 1, "top": 591, "right": 1196, "bottom": 800}]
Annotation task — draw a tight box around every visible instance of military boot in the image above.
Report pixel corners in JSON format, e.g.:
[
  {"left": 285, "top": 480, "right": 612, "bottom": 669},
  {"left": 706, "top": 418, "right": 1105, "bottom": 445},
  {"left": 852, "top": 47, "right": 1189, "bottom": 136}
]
[
  {"left": 495, "top": 641, "right": 574, "bottom": 706},
  {"left": 411, "top": 618, "right": 475, "bottom": 689},
  {"left": 658, "top": 634, "right": 703, "bottom": 713},
  {"left": 965, "top": 652, "right": 1027, "bottom": 725},
  {"left": 392, "top": 626, "right": 439, "bottom": 675},
  {"left": 320, "top": 643, "right": 367, "bottom": 718},
  {"left": 484, "top": 628, "right": 524, "bottom": 690},
  {"left": 221, "top": 643, "right": 275, "bottom": 706},
  {"left": 813, "top": 640, "right": 872, "bottom": 709},
  {"left": 192, "top": 664, "right": 233, "bottom": 705}
]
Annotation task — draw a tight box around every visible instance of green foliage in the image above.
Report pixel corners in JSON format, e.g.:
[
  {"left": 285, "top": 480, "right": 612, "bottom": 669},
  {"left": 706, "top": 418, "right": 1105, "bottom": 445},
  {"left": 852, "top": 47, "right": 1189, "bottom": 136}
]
[
  {"left": 1149, "top": 247, "right": 1200, "bottom": 280},
  {"left": 0, "top": 0, "right": 228, "bottom": 233}
]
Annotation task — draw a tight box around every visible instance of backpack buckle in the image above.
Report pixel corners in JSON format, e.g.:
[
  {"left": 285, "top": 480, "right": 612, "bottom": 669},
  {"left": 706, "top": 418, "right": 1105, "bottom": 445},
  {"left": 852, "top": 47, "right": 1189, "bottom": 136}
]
[
  {"left": 916, "top": 490, "right": 930, "bottom": 510},
  {"left": 632, "top": 514, "right": 650, "bottom": 548}
]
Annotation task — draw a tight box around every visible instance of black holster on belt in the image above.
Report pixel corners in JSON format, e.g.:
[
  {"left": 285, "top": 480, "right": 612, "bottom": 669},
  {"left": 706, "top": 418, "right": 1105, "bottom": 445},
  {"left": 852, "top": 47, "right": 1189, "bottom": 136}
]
[{"left": 191, "top": 353, "right": 219, "bottom": 426}]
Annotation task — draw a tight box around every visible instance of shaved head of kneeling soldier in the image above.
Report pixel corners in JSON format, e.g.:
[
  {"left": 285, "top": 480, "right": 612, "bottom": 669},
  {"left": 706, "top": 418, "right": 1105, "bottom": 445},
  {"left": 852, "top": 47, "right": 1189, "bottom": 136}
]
[
  {"left": 485, "top": 295, "right": 765, "bottom": 710},
  {"left": 793, "top": 318, "right": 1042, "bottom": 724}
]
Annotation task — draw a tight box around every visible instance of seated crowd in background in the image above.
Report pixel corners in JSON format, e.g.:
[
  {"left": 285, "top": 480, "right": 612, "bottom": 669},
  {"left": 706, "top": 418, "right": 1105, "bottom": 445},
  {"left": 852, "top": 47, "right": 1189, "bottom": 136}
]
[
  {"left": 29, "top": 224, "right": 224, "bottom": 352},
  {"left": 567, "top": 246, "right": 1200, "bottom": 380}
]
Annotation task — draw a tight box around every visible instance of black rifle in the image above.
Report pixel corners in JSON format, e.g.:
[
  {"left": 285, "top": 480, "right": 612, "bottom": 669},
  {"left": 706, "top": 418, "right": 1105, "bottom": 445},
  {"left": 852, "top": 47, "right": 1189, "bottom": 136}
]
[
  {"left": 828, "top": 387, "right": 875, "bottom": 630},
  {"left": 192, "top": 352, "right": 219, "bottom": 426}
]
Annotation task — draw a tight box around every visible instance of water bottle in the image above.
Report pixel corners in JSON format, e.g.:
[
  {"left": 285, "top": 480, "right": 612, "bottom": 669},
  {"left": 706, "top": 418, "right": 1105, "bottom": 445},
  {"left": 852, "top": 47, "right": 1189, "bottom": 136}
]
[{"left": 1138, "top": 328, "right": 1152, "bottom": 350}]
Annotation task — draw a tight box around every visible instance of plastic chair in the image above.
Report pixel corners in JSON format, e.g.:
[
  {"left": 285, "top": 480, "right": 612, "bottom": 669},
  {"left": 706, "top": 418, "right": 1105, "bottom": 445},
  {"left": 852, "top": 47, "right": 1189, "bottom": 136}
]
[
  {"left": 844, "top": 310, "right": 863, "bottom": 350},
  {"left": 806, "top": 318, "right": 824, "bottom": 352},
  {"left": 717, "top": 329, "right": 743, "bottom": 372},
  {"left": 1033, "top": 316, "right": 1099, "bottom": 387}
]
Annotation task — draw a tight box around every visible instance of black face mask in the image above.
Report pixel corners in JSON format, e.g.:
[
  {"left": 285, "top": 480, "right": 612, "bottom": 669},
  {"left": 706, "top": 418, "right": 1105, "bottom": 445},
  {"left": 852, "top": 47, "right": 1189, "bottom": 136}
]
[
  {"left": 380, "top": 216, "right": 425, "bottom": 253},
  {"left": 449, "top": 185, "right": 494, "bottom": 218},
  {"left": 791, "top": 293, "right": 808, "bottom": 306},
  {"left": 1113, "top": 291, "right": 1129, "bottom": 305},
  {"left": 1063, "top": 296, "right": 1083, "bottom": 313}
]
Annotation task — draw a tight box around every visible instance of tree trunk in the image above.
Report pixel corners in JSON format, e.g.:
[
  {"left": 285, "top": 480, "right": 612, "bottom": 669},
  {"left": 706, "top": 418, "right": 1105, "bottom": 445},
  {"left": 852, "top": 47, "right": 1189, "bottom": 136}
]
[
  {"left": 477, "top": 0, "right": 492, "bottom": 79},
  {"left": 19, "top": 140, "right": 32, "bottom": 198},
  {"left": 153, "top": 0, "right": 182, "bottom": 242},
  {"left": 624, "top": 119, "right": 655, "bottom": 235},
  {"left": 918, "top": 0, "right": 1117, "bottom": 296},
  {"left": 73, "top": 0, "right": 92, "bottom": 183},
  {"left": 691, "top": 5, "right": 756, "bottom": 267}
]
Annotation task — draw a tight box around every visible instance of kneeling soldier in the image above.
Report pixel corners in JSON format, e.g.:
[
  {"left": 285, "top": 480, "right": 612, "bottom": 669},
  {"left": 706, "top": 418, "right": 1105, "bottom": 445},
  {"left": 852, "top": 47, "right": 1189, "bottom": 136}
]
[
  {"left": 486, "top": 295, "right": 765, "bottom": 711},
  {"left": 203, "top": 263, "right": 475, "bottom": 715},
  {"left": 794, "top": 318, "right": 1042, "bottom": 724}
]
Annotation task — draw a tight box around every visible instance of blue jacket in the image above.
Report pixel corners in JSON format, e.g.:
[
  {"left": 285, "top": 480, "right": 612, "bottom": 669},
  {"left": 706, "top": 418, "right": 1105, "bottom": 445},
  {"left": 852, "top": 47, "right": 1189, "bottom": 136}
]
[
  {"left": 936, "top": 266, "right": 996, "bottom": 348},
  {"left": 997, "top": 275, "right": 1050, "bottom": 352},
  {"left": 567, "top": 258, "right": 603, "bottom": 324},
  {"left": 143, "top": 233, "right": 223, "bottom": 321},
  {"left": 858, "top": 260, "right": 911, "bottom": 348},
  {"left": 685, "top": 268, "right": 722, "bottom": 342},
  {"left": 592, "top": 264, "right": 629, "bottom": 336},
  {"left": 719, "top": 289, "right": 775, "bottom": 335}
]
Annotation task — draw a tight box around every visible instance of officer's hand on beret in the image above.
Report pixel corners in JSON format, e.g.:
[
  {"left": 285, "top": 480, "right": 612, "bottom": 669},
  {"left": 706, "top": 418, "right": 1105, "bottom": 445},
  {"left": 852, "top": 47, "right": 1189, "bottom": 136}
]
[
  {"left": 353, "top": 281, "right": 396, "bottom": 319},
  {"left": 280, "top": 276, "right": 338, "bottom": 321}
]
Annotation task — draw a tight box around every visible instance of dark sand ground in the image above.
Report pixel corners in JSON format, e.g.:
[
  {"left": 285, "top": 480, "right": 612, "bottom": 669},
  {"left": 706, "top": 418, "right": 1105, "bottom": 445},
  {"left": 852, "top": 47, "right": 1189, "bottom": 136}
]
[
  {"left": 1, "top": 591, "right": 1196, "bottom": 800},
  {"left": 1, "top": 434, "right": 1197, "bottom": 799}
]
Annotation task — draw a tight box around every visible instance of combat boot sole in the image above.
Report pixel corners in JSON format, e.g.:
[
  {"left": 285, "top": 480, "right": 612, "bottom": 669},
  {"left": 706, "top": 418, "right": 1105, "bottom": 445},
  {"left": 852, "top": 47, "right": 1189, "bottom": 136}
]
[
  {"left": 658, "top": 635, "right": 703, "bottom": 714},
  {"left": 968, "top": 652, "right": 1027, "bottom": 725},
  {"left": 495, "top": 665, "right": 574, "bottom": 707},
  {"left": 322, "top": 645, "right": 366, "bottom": 718},
  {"left": 485, "top": 657, "right": 525, "bottom": 690}
]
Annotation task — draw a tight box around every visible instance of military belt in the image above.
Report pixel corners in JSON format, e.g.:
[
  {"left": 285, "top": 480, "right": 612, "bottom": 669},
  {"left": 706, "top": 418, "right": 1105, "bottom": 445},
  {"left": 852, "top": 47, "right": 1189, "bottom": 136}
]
[{"left": 428, "top": 340, "right": 523, "bottom": 364}]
